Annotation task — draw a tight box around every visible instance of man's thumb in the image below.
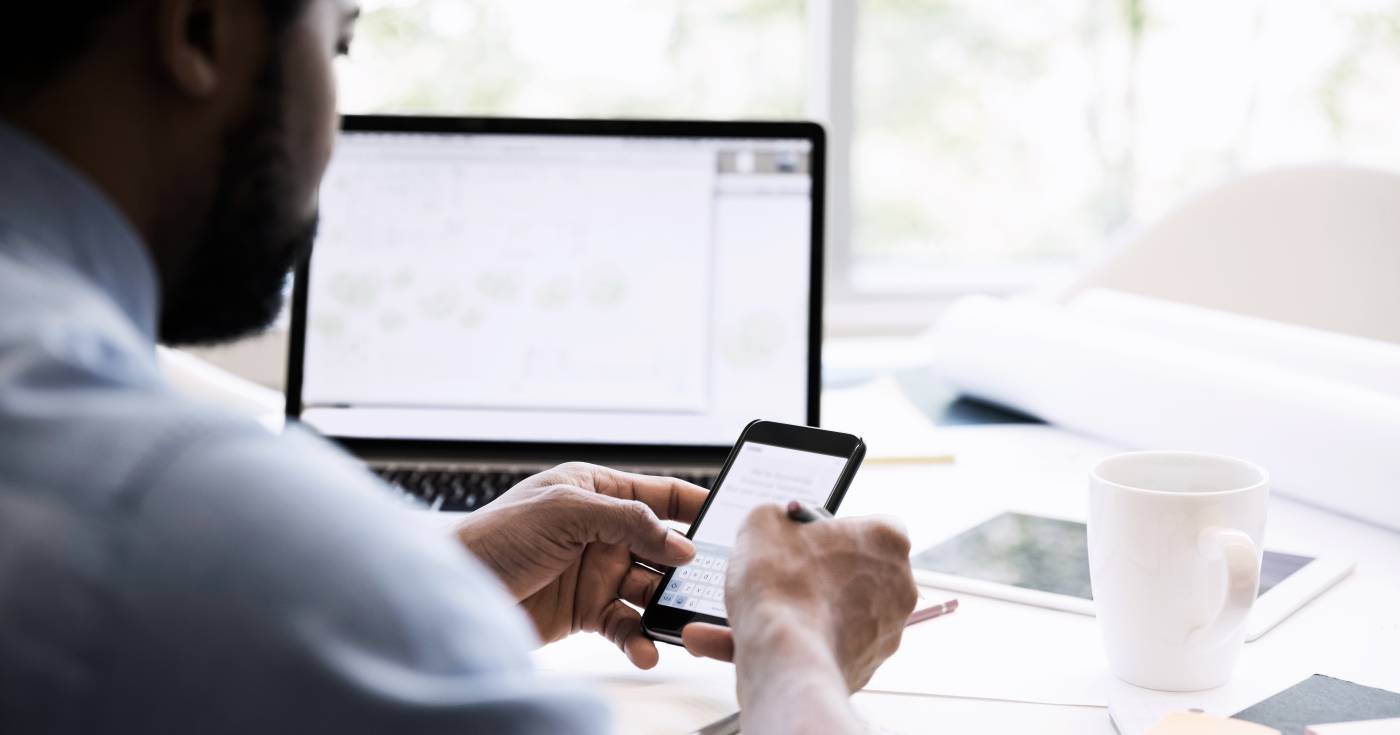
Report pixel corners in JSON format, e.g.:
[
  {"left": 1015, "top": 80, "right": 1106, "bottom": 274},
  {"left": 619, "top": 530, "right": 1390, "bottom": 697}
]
[
  {"left": 682, "top": 623, "right": 735, "bottom": 662},
  {"left": 583, "top": 493, "right": 695, "bottom": 566}
]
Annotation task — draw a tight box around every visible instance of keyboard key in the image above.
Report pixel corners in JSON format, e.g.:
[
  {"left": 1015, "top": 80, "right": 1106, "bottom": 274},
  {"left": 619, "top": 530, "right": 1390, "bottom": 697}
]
[{"left": 371, "top": 466, "right": 717, "bottom": 514}]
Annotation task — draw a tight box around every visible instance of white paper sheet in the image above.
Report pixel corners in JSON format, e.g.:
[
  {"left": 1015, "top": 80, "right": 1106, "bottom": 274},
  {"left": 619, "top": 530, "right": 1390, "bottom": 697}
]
[
  {"left": 864, "top": 590, "right": 1112, "bottom": 706},
  {"left": 928, "top": 296, "right": 1400, "bottom": 531}
]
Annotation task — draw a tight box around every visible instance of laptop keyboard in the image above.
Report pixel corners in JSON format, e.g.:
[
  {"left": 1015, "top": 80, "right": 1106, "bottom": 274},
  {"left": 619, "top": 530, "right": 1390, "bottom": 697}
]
[{"left": 372, "top": 465, "right": 717, "bottom": 512}]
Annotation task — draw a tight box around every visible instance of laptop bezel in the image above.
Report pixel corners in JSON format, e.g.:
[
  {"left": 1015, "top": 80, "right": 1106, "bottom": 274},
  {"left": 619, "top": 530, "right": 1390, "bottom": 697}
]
[{"left": 285, "top": 114, "right": 825, "bottom": 466}]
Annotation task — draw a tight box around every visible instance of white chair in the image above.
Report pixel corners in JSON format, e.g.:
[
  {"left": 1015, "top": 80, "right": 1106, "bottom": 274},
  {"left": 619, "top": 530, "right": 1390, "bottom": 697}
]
[{"left": 1060, "top": 165, "right": 1400, "bottom": 345}]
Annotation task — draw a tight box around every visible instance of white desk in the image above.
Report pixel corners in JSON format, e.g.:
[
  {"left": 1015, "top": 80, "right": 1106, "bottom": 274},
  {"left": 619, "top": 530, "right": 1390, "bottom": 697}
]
[
  {"left": 533, "top": 381, "right": 1400, "bottom": 734},
  {"left": 161, "top": 348, "right": 1400, "bottom": 733}
]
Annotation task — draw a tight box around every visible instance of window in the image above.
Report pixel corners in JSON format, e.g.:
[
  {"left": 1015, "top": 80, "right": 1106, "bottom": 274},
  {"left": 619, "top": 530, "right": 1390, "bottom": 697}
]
[
  {"left": 341, "top": 0, "right": 1400, "bottom": 331},
  {"left": 849, "top": 1, "right": 1400, "bottom": 292},
  {"left": 339, "top": 0, "right": 804, "bottom": 119}
]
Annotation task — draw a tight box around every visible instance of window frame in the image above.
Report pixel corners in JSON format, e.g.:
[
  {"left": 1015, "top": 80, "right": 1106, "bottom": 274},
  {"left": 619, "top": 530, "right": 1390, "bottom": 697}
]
[{"left": 807, "top": 0, "right": 1075, "bottom": 335}]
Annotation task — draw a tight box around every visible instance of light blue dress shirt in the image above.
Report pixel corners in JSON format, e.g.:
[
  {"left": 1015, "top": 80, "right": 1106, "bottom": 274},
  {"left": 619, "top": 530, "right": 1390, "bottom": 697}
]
[{"left": 0, "top": 121, "right": 608, "bottom": 734}]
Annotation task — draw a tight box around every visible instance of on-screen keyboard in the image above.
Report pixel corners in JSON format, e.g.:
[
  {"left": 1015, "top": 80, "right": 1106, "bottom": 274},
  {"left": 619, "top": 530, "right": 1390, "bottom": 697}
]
[{"left": 659, "top": 542, "right": 730, "bottom": 617}]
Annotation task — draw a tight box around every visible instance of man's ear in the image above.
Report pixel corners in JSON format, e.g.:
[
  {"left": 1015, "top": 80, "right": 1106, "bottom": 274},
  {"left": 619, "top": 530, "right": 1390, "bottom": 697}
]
[{"left": 153, "top": 0, "right": 255, "bottom": 98}]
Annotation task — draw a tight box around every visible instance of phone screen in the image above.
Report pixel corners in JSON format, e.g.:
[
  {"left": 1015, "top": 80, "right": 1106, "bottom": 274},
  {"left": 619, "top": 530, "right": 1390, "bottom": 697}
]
[{"left": 656, "top": 441, "right": 849, "bottom": 617}]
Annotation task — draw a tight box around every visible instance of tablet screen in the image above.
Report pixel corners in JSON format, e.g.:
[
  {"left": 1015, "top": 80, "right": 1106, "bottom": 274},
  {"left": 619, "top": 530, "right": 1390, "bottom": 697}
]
[{"left": 911, "top": 512, "right": 1313, "bottom": 600}]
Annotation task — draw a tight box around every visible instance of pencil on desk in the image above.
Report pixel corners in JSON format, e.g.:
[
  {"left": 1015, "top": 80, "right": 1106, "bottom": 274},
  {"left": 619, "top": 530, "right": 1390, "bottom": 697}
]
[
  {"left": 906, "top": 598, "right": 958, "bottom": 627},
  {"left": 864, "top": 454, "right": 956, "bottom": 466}
]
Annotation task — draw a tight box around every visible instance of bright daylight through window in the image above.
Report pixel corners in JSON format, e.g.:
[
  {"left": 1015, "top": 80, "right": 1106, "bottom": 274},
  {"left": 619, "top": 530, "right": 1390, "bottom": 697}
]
[{"left": 340, "top": 0, "right": 1400, "bottom": 326}]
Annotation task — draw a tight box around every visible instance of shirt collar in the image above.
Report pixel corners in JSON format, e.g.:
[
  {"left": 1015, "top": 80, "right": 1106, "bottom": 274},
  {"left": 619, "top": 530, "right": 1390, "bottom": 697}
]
[{"left": 0, "top": 119, "right": 159, "bottom": 342}]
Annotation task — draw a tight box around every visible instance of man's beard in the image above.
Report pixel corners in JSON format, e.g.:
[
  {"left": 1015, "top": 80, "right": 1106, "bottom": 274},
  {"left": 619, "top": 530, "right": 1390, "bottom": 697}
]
[{"left": 158, "top": 52, "right": 318, "bottom": 347}]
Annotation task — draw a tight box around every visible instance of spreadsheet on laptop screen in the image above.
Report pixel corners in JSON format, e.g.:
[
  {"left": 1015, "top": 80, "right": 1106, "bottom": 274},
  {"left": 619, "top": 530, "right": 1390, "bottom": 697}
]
[{"left": 298, "top": 130, "right": 815, "bottom": 446}]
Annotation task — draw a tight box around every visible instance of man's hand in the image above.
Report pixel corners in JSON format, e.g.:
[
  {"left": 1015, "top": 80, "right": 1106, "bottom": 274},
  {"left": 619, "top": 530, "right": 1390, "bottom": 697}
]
[
  {"left": 454, "top": 462, "right": 708, "bottom": 669},
  {"left": 681, "top": 505, "right": 918, "bottom": 734}
]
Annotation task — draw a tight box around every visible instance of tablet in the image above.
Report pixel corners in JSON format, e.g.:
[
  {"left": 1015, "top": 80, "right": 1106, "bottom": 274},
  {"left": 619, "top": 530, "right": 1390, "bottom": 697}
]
[{"left": 910, "top": 512, "right": 1353, "bottom": 642}]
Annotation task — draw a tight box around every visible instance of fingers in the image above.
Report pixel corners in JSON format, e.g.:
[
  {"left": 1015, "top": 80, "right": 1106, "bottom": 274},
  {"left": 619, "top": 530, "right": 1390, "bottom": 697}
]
[
  {"left": 681, "top": 623, "right": 735, "bottom": 662},
  {"left": 598, "top": 598, "right": 660, "bottom": 669},
  {"left": 738, "top": 505, "right": 912, "bottom": 558},
  {"left": 619, "top": 563, "right": 663, "bottom": 607},
  {"left": 573, "top": 545, "right": 661, "bottom": 669},
  {"left": 740, "top": 503, "right": 790, "bottom": 531},
  {"left": 841, "top": 514, "right": 912, "bottom": 556},
  {"left": 554, "top": 462, "right": 709, "bottom": 524},
  {"left": 572, "top": 490, "right": 696, "bottom": 567},
  {"left": 731, "top": 503, "right": 801, "bottom": 555}
]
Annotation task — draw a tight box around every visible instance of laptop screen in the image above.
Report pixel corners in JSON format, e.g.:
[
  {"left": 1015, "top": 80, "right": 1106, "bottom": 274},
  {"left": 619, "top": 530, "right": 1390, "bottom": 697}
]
[{"left": 291, "top": 118, "right": 821, "bottom": 448}]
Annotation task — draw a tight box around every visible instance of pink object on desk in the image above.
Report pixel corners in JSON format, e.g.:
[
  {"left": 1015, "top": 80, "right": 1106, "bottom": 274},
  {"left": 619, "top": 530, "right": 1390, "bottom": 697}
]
[{"left": 907, "top": 598, "right": 958, "bottom": 627}]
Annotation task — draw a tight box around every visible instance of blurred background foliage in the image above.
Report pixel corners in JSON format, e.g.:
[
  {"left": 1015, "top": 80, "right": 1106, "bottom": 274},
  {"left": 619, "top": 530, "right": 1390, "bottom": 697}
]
[{"left": 339, "top": 0, "right": 1400, "bottom": 272}]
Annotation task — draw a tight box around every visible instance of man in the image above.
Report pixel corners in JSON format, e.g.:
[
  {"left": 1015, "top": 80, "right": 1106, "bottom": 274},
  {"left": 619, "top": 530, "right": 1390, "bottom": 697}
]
[{"left": 0, "top": 1, "right": 918, "bottom": 732}]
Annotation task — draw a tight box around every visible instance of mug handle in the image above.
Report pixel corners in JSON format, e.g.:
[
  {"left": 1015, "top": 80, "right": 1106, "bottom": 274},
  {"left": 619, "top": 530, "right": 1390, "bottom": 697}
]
[{"left": 1187, "top": 527, "right": 1261, "bottom": 648}]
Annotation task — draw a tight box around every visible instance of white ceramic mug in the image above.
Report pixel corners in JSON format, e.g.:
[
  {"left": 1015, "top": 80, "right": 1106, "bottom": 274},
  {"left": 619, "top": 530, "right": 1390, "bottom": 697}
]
[{"left": 1088, "top": 451, "right": 1269, "bottom": 691}]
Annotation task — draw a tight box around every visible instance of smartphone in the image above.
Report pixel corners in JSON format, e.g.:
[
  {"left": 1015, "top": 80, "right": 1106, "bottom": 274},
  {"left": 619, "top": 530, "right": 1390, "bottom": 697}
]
[{"left": 640, "top": 420, "right": 866, "bottom": 645}]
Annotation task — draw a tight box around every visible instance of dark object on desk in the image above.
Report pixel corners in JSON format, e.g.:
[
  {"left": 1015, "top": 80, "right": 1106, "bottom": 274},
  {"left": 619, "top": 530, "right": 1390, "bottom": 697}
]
[
  {"left": 877, "top": 367, "right": 1044, "bottom": 427},
  {"left": 1232, "top": 674, "right": 1400, "bottom": 735},
  {"left": 937, "top": 395, "right": 1044, "bottom": 426}
]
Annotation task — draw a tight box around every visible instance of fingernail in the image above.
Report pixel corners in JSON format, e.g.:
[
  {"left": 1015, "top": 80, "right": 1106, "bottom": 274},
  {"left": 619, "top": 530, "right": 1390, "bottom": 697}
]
[{"left": 665, "top": 528, "right": 695, "bottom": 559}]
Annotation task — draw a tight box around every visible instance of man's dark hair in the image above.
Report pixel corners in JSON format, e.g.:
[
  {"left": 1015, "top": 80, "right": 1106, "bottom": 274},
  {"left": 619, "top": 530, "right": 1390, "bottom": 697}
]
[{"left": 1, "top": 2, "right": 309, "bottom": 99}]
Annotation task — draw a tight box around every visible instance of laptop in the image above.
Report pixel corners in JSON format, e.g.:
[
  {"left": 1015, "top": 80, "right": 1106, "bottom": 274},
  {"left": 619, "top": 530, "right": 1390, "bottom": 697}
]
[{"left": 285, "top": 115, "right": 826, "bottom": 511}]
